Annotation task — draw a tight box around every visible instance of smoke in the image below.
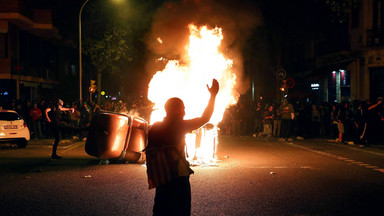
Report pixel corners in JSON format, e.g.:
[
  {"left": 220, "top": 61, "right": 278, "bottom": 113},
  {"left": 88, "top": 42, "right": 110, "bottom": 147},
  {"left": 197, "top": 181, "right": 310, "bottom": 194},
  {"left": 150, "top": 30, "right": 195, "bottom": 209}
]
[{"left": 145, "top": 0, "right": 262, "bottom": 95}]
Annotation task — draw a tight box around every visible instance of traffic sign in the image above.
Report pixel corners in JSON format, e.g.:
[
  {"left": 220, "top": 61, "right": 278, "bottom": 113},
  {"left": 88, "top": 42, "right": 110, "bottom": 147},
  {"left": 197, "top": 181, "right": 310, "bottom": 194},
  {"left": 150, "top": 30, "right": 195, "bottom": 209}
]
[
  {"left": 276, "top": 69, "right": 287, "bottom": 80},
  {"left": 285, "top": 77, "right": 295, "bottom": 88}
]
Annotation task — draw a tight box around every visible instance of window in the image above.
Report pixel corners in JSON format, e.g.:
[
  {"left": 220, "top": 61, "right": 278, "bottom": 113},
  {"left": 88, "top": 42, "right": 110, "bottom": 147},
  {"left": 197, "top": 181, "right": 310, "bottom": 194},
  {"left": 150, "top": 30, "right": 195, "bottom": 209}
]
[
  {"left": 0, "top": 112, "right": 22, "bottom": 121},
  {"left": 373, "top": 0, "right": 384, "bottom": 31},
  {"left": 351, "top": 6, "right": 359, "bottom": 29},
  {"left": 0, "top": 33, "right": 7, "bottom": 58}
]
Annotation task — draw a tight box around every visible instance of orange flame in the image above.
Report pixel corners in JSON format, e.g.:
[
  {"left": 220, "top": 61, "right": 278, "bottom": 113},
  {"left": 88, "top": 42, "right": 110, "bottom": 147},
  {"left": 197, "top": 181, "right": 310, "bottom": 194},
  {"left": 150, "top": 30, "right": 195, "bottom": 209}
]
[{"left": 148, "top": 24, "right": 238, "bottom": 165}]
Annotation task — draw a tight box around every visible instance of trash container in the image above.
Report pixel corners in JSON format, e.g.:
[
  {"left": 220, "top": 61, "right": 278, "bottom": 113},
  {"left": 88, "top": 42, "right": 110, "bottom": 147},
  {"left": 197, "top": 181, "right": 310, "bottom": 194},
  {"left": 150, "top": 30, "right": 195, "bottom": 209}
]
[{"left": 85, "top": 111, "right": 148, "bottom": 162}]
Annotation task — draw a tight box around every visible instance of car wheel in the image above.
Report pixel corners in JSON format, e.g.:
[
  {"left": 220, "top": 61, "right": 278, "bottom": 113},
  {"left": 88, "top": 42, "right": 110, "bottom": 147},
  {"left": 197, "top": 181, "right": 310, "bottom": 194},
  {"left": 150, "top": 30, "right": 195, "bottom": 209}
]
[{"left": 17, "top": 141, "right": 28, "bottom": 148}]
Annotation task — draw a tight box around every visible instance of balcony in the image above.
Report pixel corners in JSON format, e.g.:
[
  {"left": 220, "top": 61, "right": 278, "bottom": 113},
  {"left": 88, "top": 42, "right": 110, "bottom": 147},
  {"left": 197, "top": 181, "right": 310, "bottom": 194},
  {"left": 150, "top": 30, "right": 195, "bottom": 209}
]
[{"left": 0, "top": 0, "right": 59, "bottom": 39}]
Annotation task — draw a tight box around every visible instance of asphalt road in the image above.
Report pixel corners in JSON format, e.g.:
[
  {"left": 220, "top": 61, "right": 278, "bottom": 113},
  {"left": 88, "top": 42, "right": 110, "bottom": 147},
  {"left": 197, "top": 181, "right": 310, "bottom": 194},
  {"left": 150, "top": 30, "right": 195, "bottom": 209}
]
[{"left": 1, "top": 136, "right": 384, "bottom": 216}]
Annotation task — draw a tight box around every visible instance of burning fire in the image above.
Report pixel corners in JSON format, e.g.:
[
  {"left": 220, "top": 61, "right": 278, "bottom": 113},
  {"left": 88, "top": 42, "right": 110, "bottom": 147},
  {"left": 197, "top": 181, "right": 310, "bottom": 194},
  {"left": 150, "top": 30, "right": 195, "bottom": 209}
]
[{"left": 148, "top": 24, "right": 238, "bottom": 165}]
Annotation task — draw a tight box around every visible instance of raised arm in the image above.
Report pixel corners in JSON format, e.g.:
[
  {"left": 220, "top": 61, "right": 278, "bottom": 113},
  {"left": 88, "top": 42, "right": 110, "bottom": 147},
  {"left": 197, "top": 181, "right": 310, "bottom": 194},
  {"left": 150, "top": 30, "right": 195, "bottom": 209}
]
[
  {"left": 368, "top": 100, "right": 382, "bottom": 111},
  {"left": 186, "top": 79, "right": 219, "bottom": 130},
  {"left": 45, "top": 107, "right": 51, "bottom": 122},
  {"left": 60, "top": 107, "right": 74, "bottom": 112}
]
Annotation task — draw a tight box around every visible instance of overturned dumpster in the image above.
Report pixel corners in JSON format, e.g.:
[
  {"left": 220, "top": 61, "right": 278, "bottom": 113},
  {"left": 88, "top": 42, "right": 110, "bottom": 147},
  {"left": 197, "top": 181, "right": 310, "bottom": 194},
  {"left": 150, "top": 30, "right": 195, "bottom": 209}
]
[{"left": 85, "top": 111, "right": 148, "bottom": 163}]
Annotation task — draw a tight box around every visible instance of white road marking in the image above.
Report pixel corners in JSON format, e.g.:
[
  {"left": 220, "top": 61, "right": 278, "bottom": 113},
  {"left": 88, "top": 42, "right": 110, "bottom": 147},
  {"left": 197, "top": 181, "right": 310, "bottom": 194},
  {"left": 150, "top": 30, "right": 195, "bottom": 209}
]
[
  {"left": 62, "top": 142, "right": 83, "bottom": 153},
  {"left": 286, "top": 142, "right": 384, "bottom": 175}
]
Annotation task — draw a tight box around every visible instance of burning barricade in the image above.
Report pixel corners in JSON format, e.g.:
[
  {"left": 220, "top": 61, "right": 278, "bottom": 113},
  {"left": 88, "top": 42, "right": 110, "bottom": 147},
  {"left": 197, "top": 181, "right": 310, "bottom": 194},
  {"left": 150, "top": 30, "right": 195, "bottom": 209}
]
[
  {"left": 147, "top": 24, "right": 238, "bottom": 166},
  {"left": 85, "top": 24, "right": 240, "bottom": 165}
]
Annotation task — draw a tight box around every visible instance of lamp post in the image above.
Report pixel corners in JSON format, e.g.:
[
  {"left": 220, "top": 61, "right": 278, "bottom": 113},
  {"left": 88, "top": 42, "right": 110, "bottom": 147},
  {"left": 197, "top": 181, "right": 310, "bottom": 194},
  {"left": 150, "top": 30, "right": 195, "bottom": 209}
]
[
  {"left": 79, "top": 0, "right": 91, "bottom": 101},
  {"left": 79, "top": 0, "right": 124, "bottom": 102}
]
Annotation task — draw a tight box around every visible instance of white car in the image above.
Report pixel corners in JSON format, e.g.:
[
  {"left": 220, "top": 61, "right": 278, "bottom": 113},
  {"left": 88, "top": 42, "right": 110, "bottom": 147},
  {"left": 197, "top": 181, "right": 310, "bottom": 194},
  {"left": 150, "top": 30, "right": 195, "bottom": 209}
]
[{"left": 0, "top": 109, "right": 30, "bottom": 148}]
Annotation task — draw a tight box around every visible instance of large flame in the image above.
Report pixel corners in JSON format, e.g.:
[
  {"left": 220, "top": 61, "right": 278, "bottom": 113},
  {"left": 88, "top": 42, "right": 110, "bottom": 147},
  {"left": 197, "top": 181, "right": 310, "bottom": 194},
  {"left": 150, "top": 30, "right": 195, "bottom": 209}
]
[{"left": 148, "top": 24, "right": 238, "bottom": 165}]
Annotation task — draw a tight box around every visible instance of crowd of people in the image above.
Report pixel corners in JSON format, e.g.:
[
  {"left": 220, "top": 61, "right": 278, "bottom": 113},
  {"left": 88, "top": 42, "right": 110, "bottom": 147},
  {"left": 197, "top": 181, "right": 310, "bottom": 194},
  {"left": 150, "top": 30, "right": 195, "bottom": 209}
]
[
  {"left": 219, "top": 97, "right": 384, "bottom": 147},
  {"left": 2, "top": 95, "right": 383, "bottom": 147},
  {"left": 0, "top": 98, "right": 153, "bottom": 141}
]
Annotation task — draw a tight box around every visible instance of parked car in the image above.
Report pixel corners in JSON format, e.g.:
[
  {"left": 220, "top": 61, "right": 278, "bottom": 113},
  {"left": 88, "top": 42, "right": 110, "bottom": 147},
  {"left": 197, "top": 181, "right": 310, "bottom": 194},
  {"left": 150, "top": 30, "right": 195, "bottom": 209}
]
[{"left": 0, "top": 109, "right": 30, "bottom": 148}]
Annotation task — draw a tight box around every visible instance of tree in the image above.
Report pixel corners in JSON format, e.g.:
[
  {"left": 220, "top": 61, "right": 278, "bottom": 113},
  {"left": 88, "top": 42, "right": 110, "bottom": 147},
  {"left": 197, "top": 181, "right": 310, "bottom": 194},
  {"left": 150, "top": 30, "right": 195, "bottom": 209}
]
[
  {"left": 325, "top": 0, "right": 362, "bottom": 24},
  {"left": 80, "top": 0, "right": 163, "bottom": 104},
  {"left": 83, "top": 27, "right": 133, "bottom": 103},
  {"left": 81, "top": 0, "right": 136, "bottom": 104}
]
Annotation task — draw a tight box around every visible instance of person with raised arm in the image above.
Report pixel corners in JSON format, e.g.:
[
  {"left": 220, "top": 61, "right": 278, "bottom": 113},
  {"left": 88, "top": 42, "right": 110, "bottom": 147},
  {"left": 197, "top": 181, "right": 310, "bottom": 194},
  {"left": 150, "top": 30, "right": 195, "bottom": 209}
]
[{"left": 146, "top": 79, "right": 219, "bottom": 216}]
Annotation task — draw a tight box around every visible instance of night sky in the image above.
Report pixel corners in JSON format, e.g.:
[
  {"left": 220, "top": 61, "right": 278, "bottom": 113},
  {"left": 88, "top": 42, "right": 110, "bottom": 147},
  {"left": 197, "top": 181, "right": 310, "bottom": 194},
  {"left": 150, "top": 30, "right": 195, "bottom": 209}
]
[{"left": 41, "top": 0, "right": 353, "bottom": 100}]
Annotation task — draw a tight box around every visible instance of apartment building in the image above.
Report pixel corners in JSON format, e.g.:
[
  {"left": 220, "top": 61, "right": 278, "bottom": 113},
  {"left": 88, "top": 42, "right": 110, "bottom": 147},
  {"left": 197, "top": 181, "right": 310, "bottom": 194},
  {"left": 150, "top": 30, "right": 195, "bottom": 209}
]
[
  {"left": 0, "top": 0, "right": 76, "bottom": 106},
  {"left": 314, "top": 0, "right": 384, "bottom": 103}
]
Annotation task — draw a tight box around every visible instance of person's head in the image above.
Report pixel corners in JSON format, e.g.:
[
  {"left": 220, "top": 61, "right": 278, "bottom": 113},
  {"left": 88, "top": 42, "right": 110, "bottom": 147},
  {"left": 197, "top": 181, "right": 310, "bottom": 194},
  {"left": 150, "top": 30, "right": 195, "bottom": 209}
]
[
  {"left": 164, "top": 97, "right": 185, "bottom": 119},
  {"left": 56, "top": 99, "right": 64, "bottom": 108},
  {"left": 33, "top": 104, "right": 38, "bottom": 109},
  {"left": 343, "top": 102, "right": 348, "bottom": 108},
  {"left": 282, "top": 98, "right": 288, "bottom": 105},
  {"left": 268, "top": 105, "right": 273, "bottom": 111}
]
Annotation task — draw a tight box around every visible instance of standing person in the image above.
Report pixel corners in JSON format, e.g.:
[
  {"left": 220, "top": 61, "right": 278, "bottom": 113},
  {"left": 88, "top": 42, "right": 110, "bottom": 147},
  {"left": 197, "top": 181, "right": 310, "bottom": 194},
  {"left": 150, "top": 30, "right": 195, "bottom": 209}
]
[
  {"left": 273, "top": 103, "right": 281, "bottom": 137},
  {"left": 330, "top": 103, "right": 339, "bottom": 140},
  {"left": 337, "top": 102, "right": 355, "bottom": 143},
  {"left": 23, "top": 100, "right": 32, "bottom": 132},
  {"left": 69, "top": 102, "right": 81, "bottom": 139},
  {"left": 38, "top": 99, "right": 48, "bottom": 137},
  {"left": 354, "top": 101, "right": 368, "bottom": 146},
  {"left": 295, "top": 102, "right": 308, "bottom": 139},
  {"left": 367, "top": 97, "right": 383, "bottom": 144},
  {"left": 15, "top": 101, "right": 23, "bottom": 117},
  {"left": 8, "top": 99, "right": 16, "bottom": 111},
  {"left": 311, "top": 104, "right": 320, "bottom": 138},
  {"left": 252, "top": 102, "right": 263, "bottom": 137},
  {"left": 318, "top": 104, "right": 328, "bottom": 137},
  {"left": 79, "top": 102, "right": 92, "bottom": 140},
  {"left": 260, "top": 104, "right": 274, "bottom": 137},
  {"left": 335, "top": 103, "right": 345, "bottom": 143},
  {"left": 145, "top": 79, "right": 219, "bottom": 216},
  {"left": 45, "top": 99, "right": 76, "bottom": 159},
  {"left": 114, "top": 100, "right": 128, "bottom": 114},
  {"left": 90, "top": 101, "right": 101, "bottom": 114},
  {"left": 29, "top": 104, "right": 43, "bottom": 139},
  {"left": 279, "top": 98, "right": 295, "bottom": 141}
]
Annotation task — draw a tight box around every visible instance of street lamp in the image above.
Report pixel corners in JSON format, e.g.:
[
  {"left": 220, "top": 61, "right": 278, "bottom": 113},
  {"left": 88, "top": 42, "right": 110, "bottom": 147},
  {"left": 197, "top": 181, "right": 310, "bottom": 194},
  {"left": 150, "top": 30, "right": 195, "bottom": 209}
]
[
  {"left": 78, "top": 0, "right": 124, "bottom": 102},
  {"left": 79, "top": 0, "right": 91, "bottom": 101}
]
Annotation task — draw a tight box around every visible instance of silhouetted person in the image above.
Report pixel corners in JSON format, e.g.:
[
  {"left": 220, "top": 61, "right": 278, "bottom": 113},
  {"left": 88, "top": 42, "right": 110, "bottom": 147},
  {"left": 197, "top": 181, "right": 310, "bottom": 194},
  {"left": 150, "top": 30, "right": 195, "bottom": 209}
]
[
  {"left": 45, "top": 99, "right": 85, "bottom": 159},
  {"left": 279, "top": 98, "right": 295, "bottom": 141},
  {"left": 30, "top": 103, "right": 43, "bottom": 139},
  {"left": 146, "top": 79, "right": 219, "bottom": 216}
]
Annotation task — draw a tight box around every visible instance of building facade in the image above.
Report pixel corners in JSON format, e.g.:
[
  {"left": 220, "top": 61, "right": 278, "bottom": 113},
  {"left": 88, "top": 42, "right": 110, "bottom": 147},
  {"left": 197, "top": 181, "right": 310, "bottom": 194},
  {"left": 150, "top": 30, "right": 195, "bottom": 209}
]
[
  {"left": 0, "top": 0, "right": 76, "bottom": 107},
  {"left": 315, "top": 0, "right": 384, "bottom": 103}
]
